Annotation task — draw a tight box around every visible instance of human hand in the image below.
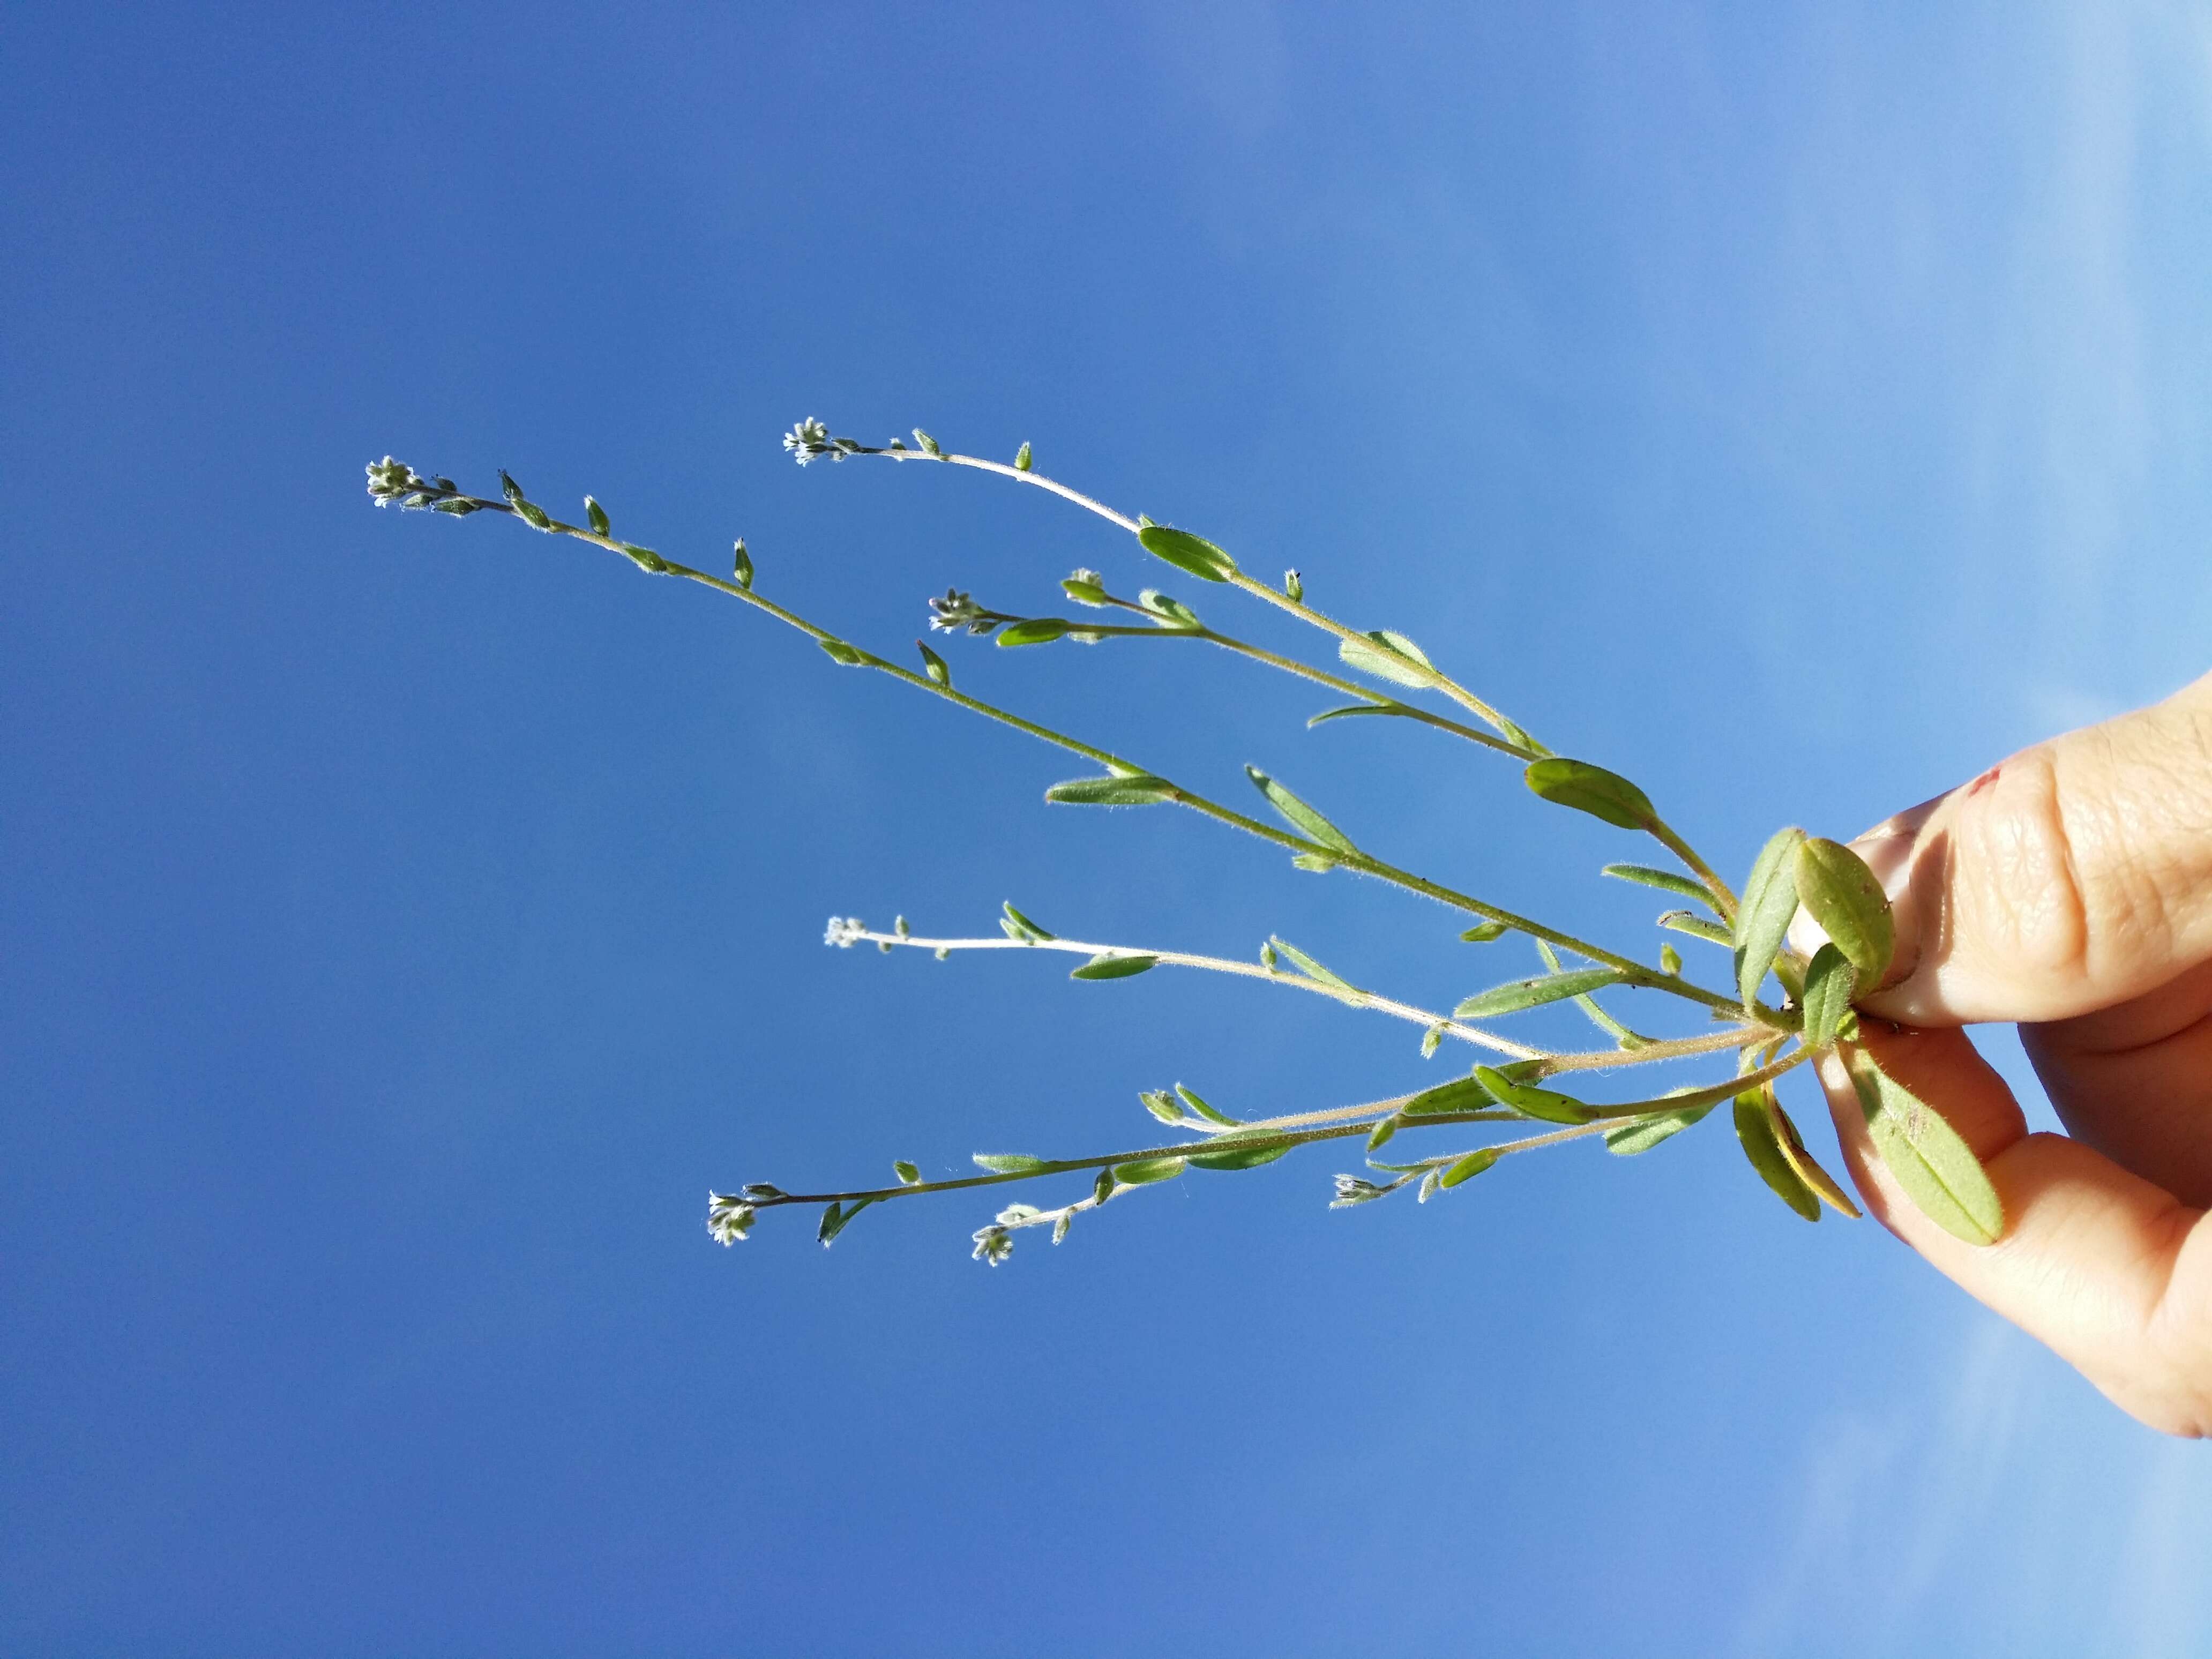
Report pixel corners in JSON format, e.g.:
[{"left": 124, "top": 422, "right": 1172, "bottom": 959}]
[{"left": 1797, "top": 670, "right": 2212, "bottom": 1436}]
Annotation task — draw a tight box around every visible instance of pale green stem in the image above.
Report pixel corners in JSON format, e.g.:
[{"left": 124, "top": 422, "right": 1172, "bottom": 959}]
[{"left": 841, "top": 926, "right": 1546, "bottom": 1060}]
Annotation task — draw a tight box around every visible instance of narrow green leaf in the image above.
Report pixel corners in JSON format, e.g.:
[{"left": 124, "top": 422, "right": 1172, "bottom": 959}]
[
  {"left": 1174, "top": 1083, "right": 1239, "bottom": 1126},
  {"left": 1602, "top": 864, "right": 1715, "bottom": 908},
  {"left": 1401, "top": 1075, "right": 1495, "bottom": 1116},
  {"left": 819, "top": 639, "right": 866, "bottom": 666},
  {"left": 1534, "top": 938, "right": 1651, "bottom": 1047},
  {"left": 1139, "top": 1089, "right": 1185, "bottom": 1125},
  {"left": 1071, "top": 953, "right": 1157, "bottom": 980},
  {"left": 1473, "top": 1066, "right": 1595, "bottom": 1124},
  {"left": 1843, "top": 1045, "right": 2003, "bottom": 1244},
  {"left": 1438, "top": 1147, "right": 1500, "bottom": 1189},
  {"left": 1000, "top": 901, "right": 1053, "bottom": 940},
  {"left": 1733, "top": 1088, "right": 1821, "bottom": 1222},
  {"left": 1799, "top": 943, "right": 1857, "bottom": 1051},
  {"left": 1189, "top": 1136, "right": 1291, "bottom": 1171},
  {"left": 1770, "top": 1100, "right": 1862, "bottom": 1218},
  {"left": 996, "top": 617, "right": 1070, "bottom": 647},
  {"left": 1795, "top": 837, "right": 1896, "bottom": 985},
  {"left": 1660, "top": 911, "right": 1732, "bottom": 946},
  {"left": 1245, "top": 765, "right": 1359, "bottom": 854},
  {"left": 1137, "top": 525, "right": 1237, "bottom": 582},
  {"left": 585, "top": 496, "right": 611, "bottom": 536},
  {"left": 818, "top": 1197, "right": 875, "bottom": 1246},
  {"left": 1306, "top": 702, "right": 1411, "bottom": 728},
  {"left": 1044, "top": 774, "right": 1177, "bottom": 805},
  {"left": 918, "top": 641, "right": 952, "bottom": 686},
  {"left": 1269, "top": 937, "right": 1354, "bottom": 992},
  {"left": 1523, "top": 758, "right": 1655, "bottom": 829},
  {"left": 1014, "top": 441, "right": 1033, "bottom": 472},
  {"left": 1603, "top": 1102, "right": 1716, "bottom": 1155},
  {"left": 972, "top": 1153, "right": 1049, "bottom": 1175},
  {"left": 732, "top": 538, "right": 754, "bottom": 588},
  {"left": 1454, "top": 967, "right": 1624, "bottom": 1020},
  {"left": 1459, "top": 921, "right": 1508, "bottom": 944},
  {"left": 893, "top": 1161, "right": 922, "bottom": 1186},
  {"left": 1111, "top": 1155, "right": 1186, "bottom": 1185},
  {"left": 1734, "top": 826, "right": 1807, "bottom": 1006},
  {"left": 1337, "top": 631, "right": 1433, "bottom": 687}
]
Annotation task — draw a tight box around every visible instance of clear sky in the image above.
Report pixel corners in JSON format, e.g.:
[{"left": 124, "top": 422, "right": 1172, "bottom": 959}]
[{"left": 5, "top": 3, "right": 2210, "bottom": 1653}]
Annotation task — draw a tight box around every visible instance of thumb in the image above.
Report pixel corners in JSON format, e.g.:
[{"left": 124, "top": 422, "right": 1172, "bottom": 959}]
[{"left": 1795, "top": 669, "right": 2212, "bottom": 1027}]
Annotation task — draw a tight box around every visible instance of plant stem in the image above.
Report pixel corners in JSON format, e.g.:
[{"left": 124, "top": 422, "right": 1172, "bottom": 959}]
[{"left": 840, "top": 926, "right": 1548, "bottom": 1060}]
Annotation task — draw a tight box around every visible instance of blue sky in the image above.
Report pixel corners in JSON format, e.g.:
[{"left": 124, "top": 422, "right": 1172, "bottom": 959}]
[{"left": 5, "top": 3, "right": 2210, "bottom": 1653}]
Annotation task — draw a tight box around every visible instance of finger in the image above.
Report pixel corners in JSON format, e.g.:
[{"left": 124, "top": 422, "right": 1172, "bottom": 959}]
[
  {"left": 1791, "top": 668, "right": 2212, "bottom": 1026},
  {"left": 2022, "top": 954, "right": 2212, "bottom": 1207},
  {"left": 1815, "top": 1023, "right": 2211, "bottom": 1438}
]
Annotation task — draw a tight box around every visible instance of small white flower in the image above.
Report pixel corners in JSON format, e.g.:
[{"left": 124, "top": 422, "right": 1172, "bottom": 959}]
[
  {"left": 782, "top": 417, "right": 833, "bottom": 465},
  {"left": 823, "top": 916, "right": 867, "bottom": 947},
  {"left": 707, "top": 1193, "right": 757, "bottom": 1244}
]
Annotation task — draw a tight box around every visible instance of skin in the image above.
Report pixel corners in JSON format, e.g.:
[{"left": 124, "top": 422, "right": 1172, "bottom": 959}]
[{"left": 1793, "top": 668, "right": 2212, "bottom": 1437}]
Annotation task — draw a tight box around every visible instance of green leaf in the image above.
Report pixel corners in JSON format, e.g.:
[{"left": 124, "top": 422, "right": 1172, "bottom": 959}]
[
  {"left": 1438, "top": 1147, "right": 1500, "bottom": 1189},
  {"left": 1014, "top": 441, "right": 1033, "bottom": 472},
  {"left": 1602, "top": 864, "right": 1714, "bottom": 908},
  {"left": 972, "top": 1153, "right": 1049, "bottom": 1174},
  {"left": 1400, "top": 1075, "right": 1495, "bottom": 1116},
  {"left": 1174, "top": 1083, "right": 1239, "bottom": 1126},
  {"left": 1139, "top": 1089, "right": 1185, "bottom": 1125},
  {"left": 918, "top": 641, "right": 951, "bottom": 686},
  {"left": 1523, "top": 759, "right": 1655, "bottom": 829},
  {"left": 818, "top": 1197, "right": 875, "bottom": 1246},
  {"left": 584, "top": 496, "right": 611, "bottom": 536},
  {"left": 732, "top": 538, "right": 754, "bottom": 588},
  {"left": 1306, "top": 702, "right": 1411, "bottom": 728},
  {"left": 1733, "top": 1088, "right": 1821, "bottom": 1222},
  {"left": 1734, "top": 826, "right": 1807, "bottom": 1006},
  {"left": 1189, "top": 1135, "right": 1292, "bottom": 1171},
  {"left": 1337, "top": 631, "right": 1434, "bottom": 688},
  {"left": 1244, "top": 765, "right": 1359, "bottom": 854},
  {"left": 1000, "top": 900, "right": 1053, "bottom": 940},
  {"left": 1603, "top": 1103, "right": 1715, "bottom": 1155},
  {"left": 1044, "top": 774, "right": 1177, "bottom": 805},
  {"left": 1842, "top": 1045, "right": 2003, "bottom": 1244},
  {"left": 1795, "top": 837, "right": 1896, "bottom": 986},
  {"left": 1454, "top": 967, "right": 1624, "bottom": 1019},
  {"left": 819, "top": 639, "right": 866, "bottom": 666},
  {"left": 1071, "top": 953, "right": 1157, "bottom": 980},
  {"left": 1111, "top": 1155, "right": 1186, "bottom": 1185},
  {"left": 1137, "top": 525, "right": 1237, "bottom": 582},
  {"left": 1138, "top": 590, "right": 1202, "bottom": 629},
  {"left": 1660, "top": 911, "right": 1732, "bottom": 946},
  {"left": 1800, "top": 943, "right": 1857, "bottom": 1051},
  {"left": 1459, "top": 921, "right": 1509, "bottom": 944},
  {"left": 1269, "top": 937, "right": 1354, "bottom": 992},
  {"left": 893, "top": 1161, "right": 922, "bottom": 1185},
  {"left": 996, "top": 617, "right": 1070, "bottom": 647},
  {"left": 1473, "top": 1066, "right": 1595, "bottom": 1125},
  {"left": 1769, "top": 1100, "right": 1863, "bottom": 1218}
]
